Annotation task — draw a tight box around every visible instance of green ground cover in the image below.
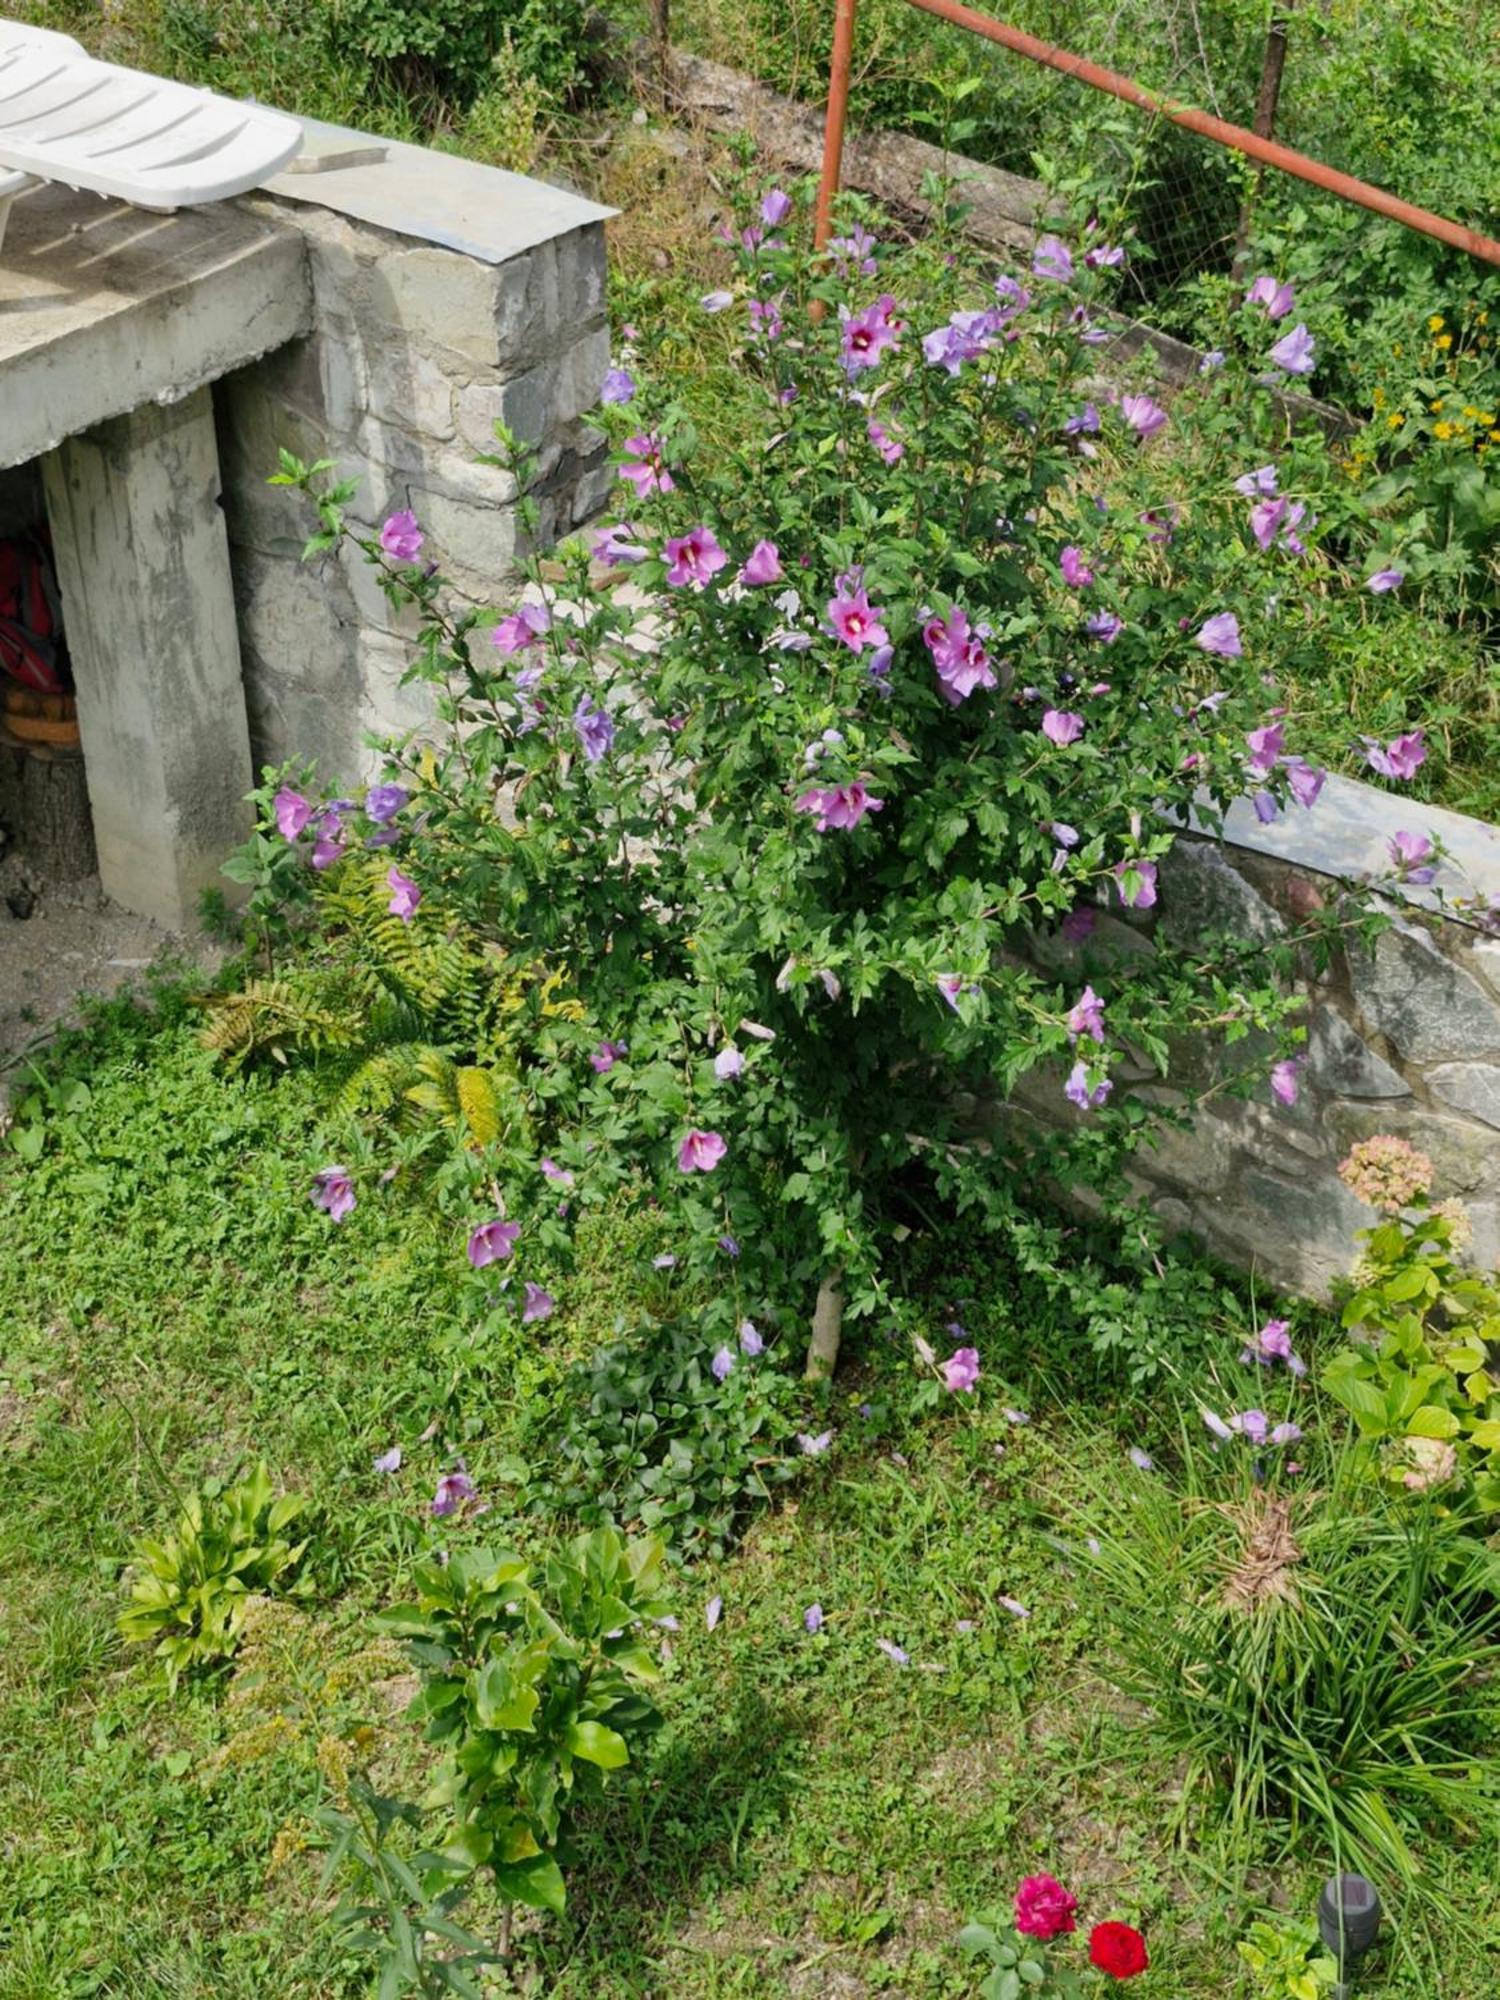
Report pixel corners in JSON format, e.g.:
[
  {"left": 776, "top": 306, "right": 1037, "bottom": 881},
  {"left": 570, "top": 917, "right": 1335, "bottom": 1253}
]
[{"left": 3, "top": 989, "right": 1500, "bottom": 1995}]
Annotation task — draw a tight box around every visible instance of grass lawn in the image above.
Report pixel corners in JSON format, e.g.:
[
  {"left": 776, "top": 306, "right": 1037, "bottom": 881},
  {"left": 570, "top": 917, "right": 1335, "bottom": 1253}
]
[{"left": 4, "top": 982, "right": 1499, "bottom": 1997}]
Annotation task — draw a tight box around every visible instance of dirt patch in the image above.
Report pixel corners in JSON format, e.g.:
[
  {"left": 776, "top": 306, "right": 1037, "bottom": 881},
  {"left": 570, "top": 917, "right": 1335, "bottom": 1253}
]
[{"left": 0, "top": 864, "right": 180, "bottom": 1067}]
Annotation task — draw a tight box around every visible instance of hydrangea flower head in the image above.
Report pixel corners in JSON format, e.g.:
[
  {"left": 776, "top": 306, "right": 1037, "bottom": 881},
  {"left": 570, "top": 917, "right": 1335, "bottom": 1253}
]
[{"left": 1338, "top": 1135, "right": 1434, "bottom": 1211}]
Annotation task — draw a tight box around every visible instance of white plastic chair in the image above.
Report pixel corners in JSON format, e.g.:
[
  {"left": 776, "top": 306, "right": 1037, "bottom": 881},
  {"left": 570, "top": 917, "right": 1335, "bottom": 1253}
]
[{"left": 0, "top": 19, "right": 302, "bottom": 246}]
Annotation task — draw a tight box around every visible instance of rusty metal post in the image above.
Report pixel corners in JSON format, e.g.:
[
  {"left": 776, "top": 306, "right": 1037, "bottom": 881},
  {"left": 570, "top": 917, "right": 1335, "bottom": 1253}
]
[{"left": 814, "top": 0, "right": 860, "bottom": 252}]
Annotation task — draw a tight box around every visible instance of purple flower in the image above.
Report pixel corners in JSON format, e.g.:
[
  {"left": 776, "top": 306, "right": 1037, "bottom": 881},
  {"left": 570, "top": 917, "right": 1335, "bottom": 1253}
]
[
  {"left": 492, "top": 601, "right": 551, "bottom": 654},
  {"left": 591, "top": 1039, "right": 628, "bottom": 1073},
  {"left": 1244, "top": 274, "right": 1295, "bottom": 319},
  {"left": 739, "top": 1320, "right": 764, "bottom": 1356},
  {"left": 386, "top": 865, "right": 421, "bottom": 923},
  {"left": 876, "top": 1637, "right": 910, "bottom": 1666},
  {"left": 799, "top": 1430, "right": 833, "bottom": 1454},
  {"left": 711, "top": 1345, "right": 735, "bottom": 1382},
  {"left": 1235, "top": 465, "right": 1279, "bottom": 498},
  {"left": 796, "top": 783, "right": 884, "bottom": 831},
  {"left": 1232, "top": 1408, "right": 1271, "bottom": 1444},
  {"left": 1066, "top": 985, "right": 1106, "bottom": 1044},
  {"left": 761, "top": 187, "right": 793, "bottom": 225},
  {"left": 867, "top": 418, "right": 903, "bottom": 464},
  {"left": 1250, "top": 496, "right": 1288, "bottom": 553},
  {"left": 1253, "top": 791, "right": 1280, "bottom": 825},
  {"left": 922, "top": 308, "right": 1000, "bottom": 374},
  {"left": 829, "top": 224, "right": 878, "bottom": 277},
  {"left": 1285, "top": 759, "right": 1326, "bottom": 808},
  {"left": 1064, "top": 403, "right": 1101, "bottom": 436},
  {"left": 274, "top": 787, "right": 312, "bottom": 840},
  {"left": 700, "top": 288, "right": 735, "bottom": 313},
  {"left": 664, "top": 526, "right": 728, "bottom": 590},
  {"left": 804, "top": 1603, "right": 824, "bottom": 1633},
  {"left": 677, "top": 1128, "right": 728, "bottom": 1173},
  {"left": 1084, "top": 241, "right": 1125, "bottom": 269},
  {"left": 1032, "top": 234, "right": 1074, "bottom": 282},
  {"left": 706, "top": 1595, "right": 723, "bottom": 1631},
  {"left": 1004, "top": 1407, "right": 1030, "bottom": 1425},
  {"left": 1199, "top": 348, "right": 1225, "bottom": 373},
  {"left": 1270, "top": 1058, "right": 1302, "bottom": 1107},
  {"left": 311, "top": 1166, "right": 355, "bottom": 1222},
  {"left": 940, "top": 1347, "right": 981, "bottom": 1393},
  {"left": 373, "top": 1446, "right": 401, "bottom": 1474},
  {"left": 540, "top": 1157, "right": 575, "bottom": 1186},
  {"left": 1367, "top": 568, "right": 1404, "bottom": 593},
  {"left": 593, "top": 521, "right": 650, "bottom": 566},
  {"left": 1128, "top": 1447, "right": 1154, "bottom": 1471},
  {"left": 1061, "top": 908, "right": 1096, "bottom": 944},
  {"left": 618, "top": 433, "right": 674, "bottom": 497},
  {"left": 311, "top": 823, "right": 347, "bottom": 871},
  {"left": 1196, "top": 612, "right": 1243, "bottom": 658},
  {"left": 1269, "top": 323, "right": 1316, "bottom": 376},
  {"left": 749, "top": 294, "right": 784, "bottom": 344},
  {"left": 922, "top": 605, "right": 997, "bottom": 704},
  {"left": 714, "top": 1045, "right": 745, "bottom": 1080},
  {"left": 1245, "top": 722, "right": 1286, "bottom": 776},
  {"left": 468, "top": 1218, "right": 520, "bottom": 1268},
  {"left": 1113, "top": 858, "right": 1158, "bottom": 910},
  {"left": 600, "top": 365, "right": 636, "bottom": 405},
  {"left": 1139, "top": 504, "right": 1179, "bottom": 543},
  {"left": 1270, "top": 1422, "right": 1303, "bottom": 1447},
  {"left": 1389, "top": 829, "right": 1436, "bottom": 883},
  {"left": 998, "top": 1595, "right": 1030, "bottom": 1619},
  {"left": 936, "top": 971, "right": 978, "bottom": 1012},
  {"left": 1364, "top": 729, "right": 1426, "bottom": 780},
  {"left": 1064, "top": 1061, "right": 1112, "bottom": 1111},
  {"left": 1060, "top": 544, "right": 1094, "bottom": 588},
  {"left": 826, "top": 583, "right": 889, "bottom": 652},
  {"left": 431, "top": 1467, "right": 477, "bottom": 1517},
  {"left": 1042, "top": 708, "right": 1085, "bottom": 746},
  {"left": 380, "top": 510, "right": 424, "bottom": 561},
  {"left": 574, "top": 695, "right": 615, "bottom": 764},
  {"left": 719, "top": 1234, "right": 740, "bottom": 1257},
  {"left": 840, "top": 294, "right": 901, "bottom": 373},
  {"left": 522, "top": 1282, "right": 555, "bottom": 1323},
  {"left": 1201, "top": 1408, "right": 1235, "bottom": 1442},
  {"left": 652, "top": 1253, "right": 677, "bottom": 1270},
  {"left": 1085, "top": 612, "right": 1123, "bottom": 644},
  {"left": 738, "top": 539, "right": 783, "bottom": 587},
  {"left": 365, "top": 783, "right": 408, "bottom": 823},
  {"left": 1120, "top": 394, "right": 1167, "bottom": 440}
]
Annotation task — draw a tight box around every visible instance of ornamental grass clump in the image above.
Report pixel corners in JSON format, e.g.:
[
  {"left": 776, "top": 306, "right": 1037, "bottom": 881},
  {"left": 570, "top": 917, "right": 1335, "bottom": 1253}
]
[
  {"left": 232, "top": 181, "right": 1421, "bottom": 1387},
  {"left": 1082, "top": 1435, "right": 1500, "bottom": 1901}
]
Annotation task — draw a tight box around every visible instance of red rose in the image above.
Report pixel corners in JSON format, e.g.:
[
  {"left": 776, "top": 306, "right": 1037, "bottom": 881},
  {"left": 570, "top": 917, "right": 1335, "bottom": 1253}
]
[
  {"left": 1089, "top": 1921, "right": 1148, "bottom": 1978},
  {"left": 1014, "top": 1873, "right": 1079, "bottom": 1941}
]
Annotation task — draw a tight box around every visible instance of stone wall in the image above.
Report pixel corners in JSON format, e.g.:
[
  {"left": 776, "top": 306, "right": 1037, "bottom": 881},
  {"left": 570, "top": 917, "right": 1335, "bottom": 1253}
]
[
  {"left": 215, "top": 120, "right": 616, "bottom": 785},
  {"left": 995, "top": 775, "right": 1500, "bottom": 1302}
]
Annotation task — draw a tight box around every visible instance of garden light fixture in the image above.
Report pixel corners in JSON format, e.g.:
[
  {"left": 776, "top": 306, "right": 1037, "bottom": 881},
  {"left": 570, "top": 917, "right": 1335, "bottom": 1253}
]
[{"left": 1317, "top": 1874, "right": 1382, "bottom": 1994}]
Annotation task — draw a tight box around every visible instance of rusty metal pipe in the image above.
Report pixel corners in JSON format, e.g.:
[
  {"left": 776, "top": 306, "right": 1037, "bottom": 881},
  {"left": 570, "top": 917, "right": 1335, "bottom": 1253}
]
[
  {"left": 814, "top": 0, "right": 860, "bottom": 253},
  {"left": 830, "top": 0, "right": 1500, "bottom": 269}
]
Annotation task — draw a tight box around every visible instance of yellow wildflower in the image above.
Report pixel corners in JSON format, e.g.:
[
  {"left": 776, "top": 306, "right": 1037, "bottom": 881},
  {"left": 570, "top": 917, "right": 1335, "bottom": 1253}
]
[
  {"left": 1387, "top": 414, "right": 1403, "bottom": 429},
  {"left": 1434, "top": 421, "right": 1455, "bottom": 439},
  {"left": 1436, "top": 334, "right": 1453, "bottom": 351},
  {"left": 1428, "top": 314, "right": 1445, "bottom": 331}
]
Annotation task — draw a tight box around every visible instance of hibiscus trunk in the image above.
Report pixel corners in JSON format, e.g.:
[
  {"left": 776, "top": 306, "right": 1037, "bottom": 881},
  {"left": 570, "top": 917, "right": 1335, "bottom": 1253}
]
[{"left": 804, "top": 1268, "right": 845, "bottom": 1381}]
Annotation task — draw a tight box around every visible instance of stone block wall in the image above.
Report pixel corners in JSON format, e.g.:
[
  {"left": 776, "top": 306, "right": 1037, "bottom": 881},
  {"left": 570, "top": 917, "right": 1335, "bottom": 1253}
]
[
  {"left": 214, "top": 130, "right": 615, "bottom": 786},
  {"left": 992, "top": 775, "right": 1500, "bottom": 1302}
]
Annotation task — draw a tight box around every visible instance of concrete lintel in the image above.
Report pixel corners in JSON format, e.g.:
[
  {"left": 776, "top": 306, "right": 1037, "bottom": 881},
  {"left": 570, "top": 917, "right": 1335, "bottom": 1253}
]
[
  {"left": 0, "top": 182, "right": 311, "bottom": 469},
  {"left": 41, "top": 386, "right": 254, "bottom": 929}
]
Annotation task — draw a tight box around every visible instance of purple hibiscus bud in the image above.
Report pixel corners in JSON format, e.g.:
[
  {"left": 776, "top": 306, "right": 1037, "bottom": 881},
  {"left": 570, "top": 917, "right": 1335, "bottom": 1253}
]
[
  {"left": 386, "top": 865, "right": 420, "bottom": 923},
  {"left": 1270, "top": 1058, "right": 1302, "bottom": 1107},
  {"left": 739, "top": 1320, "right": 764, "bottom": 1356},
  {"left": 761, "top": 187, "right": 793, "bottom": 226},
  {"left": 1196, "top": 612, "right": 1244, "bottom": 657},
  {"left": 467, "top": 1218, "right": 521, "bottom": 1268},
  {"left": 1253, "top": 791, "right": 1281, "bottom": 825},
  {"left": 738, "top": 539, "right": 784, "bottom": 587},
  {"left": 274, "top": 786, "right": 312, "bottom": 841},
  {"left": 1120, "top": 393, "right": 1167, "bottom": 440},
  {"left": 1201, "top": 1408, "right": 1235, "bottom": 1442},
  {"left": 714, "top": 1045, "right": 745, "bottom": 1080},
  {"left": 718, "top": 1234, "right": 741, "bottom": 1257},
  {"left": 522, "top": 1282, "right": 555, "bottom": 1323},
  {"left": 379, "top": 510, "right": 424, "bottom": 561},
  {"left": 311, "top": 1166, "right": 355, "bottom": 1222},
  {"left": 1268, "top": 322, "right": 1316, "bottom": 376},
  {"left": 1367, "top": 568, "right": 1404, "bottom": 593}
]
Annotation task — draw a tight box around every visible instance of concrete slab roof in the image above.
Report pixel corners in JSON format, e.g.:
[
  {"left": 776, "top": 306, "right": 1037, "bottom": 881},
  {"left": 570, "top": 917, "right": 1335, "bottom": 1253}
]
[
  {"left": 261, "top": 116, "right": 616, "bottom": 265},
  {"left": 0, "top": 179, "right": 309, "bottom": 468}
]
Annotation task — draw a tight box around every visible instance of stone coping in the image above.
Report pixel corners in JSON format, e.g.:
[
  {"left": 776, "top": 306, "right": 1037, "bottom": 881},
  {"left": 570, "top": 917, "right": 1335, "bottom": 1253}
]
[
  {"left": 261, "top": 116, "right": 615, "bottom": 266},
  {"left": 1195, "top": 771, "right": 1500, "bottom": 923}
]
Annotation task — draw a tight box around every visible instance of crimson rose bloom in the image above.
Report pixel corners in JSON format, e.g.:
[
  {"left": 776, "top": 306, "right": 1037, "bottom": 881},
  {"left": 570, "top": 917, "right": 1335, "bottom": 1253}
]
[
  {"left": 1014, "top": 1874, "right": 1078, "bottom": 1940},
  {"left": 1089, "top": 1921, "right": 1149, "bottom": 1978}
]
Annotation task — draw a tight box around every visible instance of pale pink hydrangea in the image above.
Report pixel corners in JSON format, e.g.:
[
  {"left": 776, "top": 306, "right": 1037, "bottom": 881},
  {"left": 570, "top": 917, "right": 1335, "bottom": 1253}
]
[{"left": 1337, "top": 1135, "right": 1434, "bottom": 1212}]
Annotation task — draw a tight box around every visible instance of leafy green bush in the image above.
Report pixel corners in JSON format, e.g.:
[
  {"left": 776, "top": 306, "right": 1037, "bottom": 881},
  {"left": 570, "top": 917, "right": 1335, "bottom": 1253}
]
[
  {"left": 1323, "top": 1135, "right": 1500, "bottom": 1509},
  {"left": 1083, "top": 1437, "right": 1500, "bottom": 1895},
  {"left": 118, "top": 1463, "right": 310, "bottom": 1688},
  {"left": 1236, "top": 1918, "right": 1337, "bottom": 2000},
  {"left": 332, "top": 0, "right": 591, "bottom": 105},
  {"left": 369, "top": 1528, "right": 668, "bottom": 1944}
]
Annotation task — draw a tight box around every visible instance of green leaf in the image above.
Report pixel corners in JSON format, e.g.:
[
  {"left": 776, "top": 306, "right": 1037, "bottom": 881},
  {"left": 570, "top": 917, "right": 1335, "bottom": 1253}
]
[
  {"left": 492, "top": 1854, "right": 566, "bottom": 1916},
  {"left": 1406, "top": 1404, "right": 1461, "bottom": 1439},
  {"left": 565, "top": 1720, "right": 630, "bottom": 1769}
]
